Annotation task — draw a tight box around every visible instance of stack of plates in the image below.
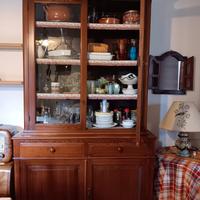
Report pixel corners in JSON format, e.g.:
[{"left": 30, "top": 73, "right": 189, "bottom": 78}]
[
  {"left": 48, "top": 49, "right": 71, "bottom": 57},
  {"left": 93, "top": 112, "right": 116, "bottom": 128}
]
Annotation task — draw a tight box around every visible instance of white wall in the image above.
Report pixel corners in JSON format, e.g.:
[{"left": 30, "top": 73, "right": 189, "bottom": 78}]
[
  {"left": 0, "top": 0, "right": 23, "bottom": 127},
  {"left": 149, "top": 0, "right": 200, "bottom": 147}
]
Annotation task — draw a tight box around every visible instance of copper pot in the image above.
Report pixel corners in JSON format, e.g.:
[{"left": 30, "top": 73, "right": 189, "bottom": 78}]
[
  {"left": 44, "top": 5, "right": 70, "bottom": 22},
  {"left": 98, "top": 17, "right": 120, "bottom": 24}
]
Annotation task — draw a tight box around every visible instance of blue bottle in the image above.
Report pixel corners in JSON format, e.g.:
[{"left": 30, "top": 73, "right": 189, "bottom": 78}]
[{"left": 129, "top": 39, "right": 137, "bottom": 60}]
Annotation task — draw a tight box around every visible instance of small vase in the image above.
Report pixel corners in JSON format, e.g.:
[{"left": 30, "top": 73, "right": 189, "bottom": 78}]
[{"left": 37, "top": 45, "right": 45, "bottom": 58}]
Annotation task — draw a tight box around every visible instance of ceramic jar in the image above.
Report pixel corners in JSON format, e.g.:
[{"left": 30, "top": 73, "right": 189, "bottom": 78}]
[
  {"left": 44, "top": 5, "right": 70, "bottom": 22},
  {"left": 51, "top": 82, "right": 60, "bottom": 93}
]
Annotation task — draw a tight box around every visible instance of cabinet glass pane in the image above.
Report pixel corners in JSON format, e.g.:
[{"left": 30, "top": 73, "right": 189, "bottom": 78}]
[
  {"left": 35, "top": 3, "right": 81, "bottom": 125},
  {"left": 36, "top": 99, "right": 80, "bottom": 124}
]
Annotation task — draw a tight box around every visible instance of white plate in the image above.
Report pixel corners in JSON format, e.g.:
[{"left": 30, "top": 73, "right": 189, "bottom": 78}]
[{"left": 93, "top": 123, "right": 117, "bottom": 128}]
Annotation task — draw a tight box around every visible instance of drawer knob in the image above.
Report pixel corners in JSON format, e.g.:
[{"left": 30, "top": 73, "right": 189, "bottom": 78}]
[
  {"left": 117, "top": 146, "right": 124, "bottom": 153},
  {"left": 0, "top": 153, "right": 5, "bottom": 159},
  {"left": 49, "top": 147, "right": 56, "bottom": 153}
]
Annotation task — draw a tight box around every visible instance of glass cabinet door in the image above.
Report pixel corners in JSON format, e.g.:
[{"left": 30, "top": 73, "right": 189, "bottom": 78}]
[
  {"left": 86, "top": 0, "right": 140, "bottom": 130},
  {"left": 34, "top": 2, "right": 82, "bottom": 125}
]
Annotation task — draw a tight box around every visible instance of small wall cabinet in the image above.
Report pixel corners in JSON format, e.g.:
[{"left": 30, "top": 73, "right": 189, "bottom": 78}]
[{"left": 149, "top": 51, "right": 194, "bottom": 95}]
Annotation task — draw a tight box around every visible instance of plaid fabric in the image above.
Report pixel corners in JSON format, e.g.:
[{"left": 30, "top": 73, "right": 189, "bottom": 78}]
[{"left": 154, "top": 153, "right": 200, "bottom": 200}]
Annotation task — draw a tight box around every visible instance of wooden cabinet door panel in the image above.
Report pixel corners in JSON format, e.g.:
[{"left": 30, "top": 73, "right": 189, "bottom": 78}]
[
  {"left": 18, "top": 159, "right": 85, "bottom": 200},
  {"left": 88, "top": 159, "right": 148, "bottom": 200}
]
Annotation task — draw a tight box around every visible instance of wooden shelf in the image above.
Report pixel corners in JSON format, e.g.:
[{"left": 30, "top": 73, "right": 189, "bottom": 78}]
[
  {"left": 88, "top": 94, "right": 137, "bottom": 100},
  {"left": 36, "top": 58, "right": 80, "bottom": 65},
  {"left": 36, "top": 58, "right": 137, "bottom": 66},
  {"left": 37, "top": 93, "right": 137, "bottom": 100},
  {"left": 37, "top": 93, "right": 80, "bottom": 100},
  {"left": 0, "top": 81, "right": 23, "bottom": 86},
  {"left": 88, "top": 60, "right": 138, "bottom": 66},
  {"left": 36, "top": 21, "right": 81, "bottom": 29},
  {"left": 90, "top": 126, "right": 136, "bottom": 130},
  {"left": 88, "top": 23, "right": 140, "bottom": 30},
  {"left": 36, "top": 21, "right": 140, "bottom": 31},
  {"left": 0, "top": 43, "right": 23, "bottom": 50}
]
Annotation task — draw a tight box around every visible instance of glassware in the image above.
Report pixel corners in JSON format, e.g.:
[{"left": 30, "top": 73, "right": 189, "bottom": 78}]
[
  {"left": 113, "top": 109, "right": 122, "bottom": 125},
  {"left": 90, "top": 80, "right": 96, "bottom": 94},
  {"left": 100, "top": 100, "right": 109, "bottom": 112},
  {"left": 128, "top": 39, "right": 137, "bottom": 60},
  {"left": 88, "top": 7, "right": 98, "bottom": 23},
  {"left": 131, "top": 110, "right": 137, "bottom": 122},
  {"left": 117, "top": 39, "right": 128, "bottom": 60},
  {"left": 113, "top": 83, "right": 120, "bottom": 94}
]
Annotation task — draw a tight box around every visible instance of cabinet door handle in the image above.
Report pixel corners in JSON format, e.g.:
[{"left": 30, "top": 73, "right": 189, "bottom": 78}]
[
  {"left": 117, "top": 146, "right": 124, "bottom": 153},
  {"left": 49, "top": 147, "right": 56, "bottom": 153},
  {"left": 87, "top": 187, "right": 92, "bottom": 200}
]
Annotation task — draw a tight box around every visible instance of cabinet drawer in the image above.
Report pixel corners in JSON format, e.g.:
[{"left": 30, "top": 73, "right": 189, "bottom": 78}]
[
  {"left": 88, "top": 143, "right": 149, "bottom": 157},
  {"left": 19, "top": 143, "right": 85, "bottom": 158}
]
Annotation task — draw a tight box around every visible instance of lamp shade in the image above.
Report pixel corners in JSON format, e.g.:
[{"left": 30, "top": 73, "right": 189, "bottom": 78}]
[{"left": 160, "top": 101, "right": 200, "bottom": 132}]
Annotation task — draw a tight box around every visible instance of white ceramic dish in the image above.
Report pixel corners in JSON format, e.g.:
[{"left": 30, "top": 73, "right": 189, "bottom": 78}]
[
  {"left": 93, "top": 123, "right": 117, "bottom": 128},
  {"left": 88, "top": 52, "right": 113, "bottom": 60}
]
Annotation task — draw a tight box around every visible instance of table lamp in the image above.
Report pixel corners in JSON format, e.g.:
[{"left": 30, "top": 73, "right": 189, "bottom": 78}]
[{"left": 160, "top": 101, "right": 200, "bottom": 157}]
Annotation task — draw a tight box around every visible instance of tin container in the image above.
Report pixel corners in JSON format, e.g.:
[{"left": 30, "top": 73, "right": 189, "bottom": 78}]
[{"left": 123, "top": 10, "right": 140, "bottom": 24}]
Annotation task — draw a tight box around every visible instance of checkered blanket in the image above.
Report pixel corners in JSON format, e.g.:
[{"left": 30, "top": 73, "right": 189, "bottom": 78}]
[{"left": 154, "top": 154, "right": 200, "bottom": 200}]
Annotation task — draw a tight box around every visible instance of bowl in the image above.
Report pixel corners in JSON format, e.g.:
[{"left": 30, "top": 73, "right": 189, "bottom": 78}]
[
  {"left": 122, "top": 119, "right": 135, "bottom": 128},
  {"left": 122, "top": 119, "right": 134, "bottom": 125},
  {"left": 122, "top": 124, "right": 134, "bottom": 128},
  {"left": 98, "top": 17, "right": 120, "bottom": 24}
]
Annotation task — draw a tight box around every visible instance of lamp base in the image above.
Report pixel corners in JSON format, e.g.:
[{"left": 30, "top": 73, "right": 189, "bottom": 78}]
[
  {"left": 178, "top": 149, "right": 190, "bottom": 157},
  {"left": 175, "top": 132, "right": 191, "bottom": 157}
]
